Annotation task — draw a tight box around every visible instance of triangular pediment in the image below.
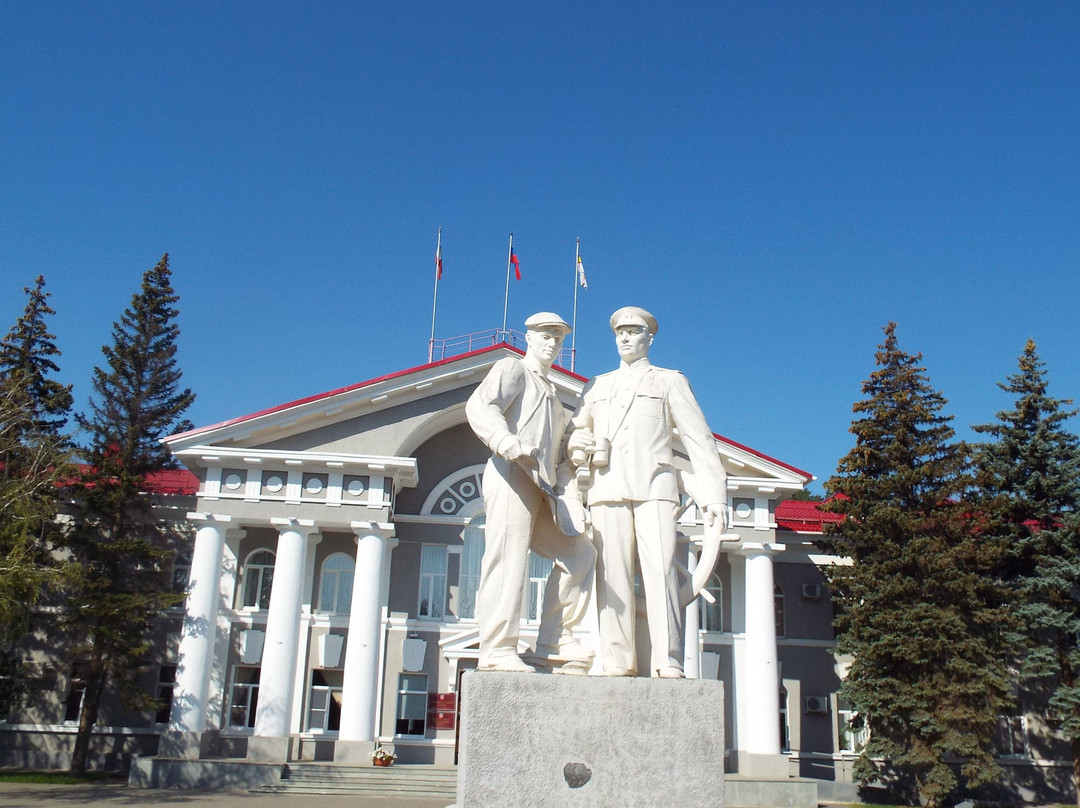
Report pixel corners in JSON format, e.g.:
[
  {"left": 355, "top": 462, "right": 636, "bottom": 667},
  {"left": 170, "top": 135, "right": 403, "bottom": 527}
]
[{"left": 164, "top": 344, "right": 812, "bottom": 495}]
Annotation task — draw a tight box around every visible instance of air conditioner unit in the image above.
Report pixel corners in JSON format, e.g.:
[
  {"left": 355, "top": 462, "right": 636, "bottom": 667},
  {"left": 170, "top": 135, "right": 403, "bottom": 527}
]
[
  {"left": 805, "top": 696, "right": 829, "bottom": 714},
  {"left": 801, "top": 583, "right": 822, "bottom": 600}
]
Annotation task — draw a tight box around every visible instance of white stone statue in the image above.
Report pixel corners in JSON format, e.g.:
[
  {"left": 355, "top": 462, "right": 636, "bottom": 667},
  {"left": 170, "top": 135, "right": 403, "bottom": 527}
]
[
  {"left": 465, "top": 313, "right": 596, "bottom": 674},
  {"left": 567, "top": 306, "right": 728, "bottom": 678}
]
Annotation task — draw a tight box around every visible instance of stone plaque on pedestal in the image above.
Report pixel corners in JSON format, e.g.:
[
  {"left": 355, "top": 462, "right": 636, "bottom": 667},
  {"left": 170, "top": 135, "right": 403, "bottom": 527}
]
[{"left": 457, "top": 671, "right": 725, "bottom": 807}]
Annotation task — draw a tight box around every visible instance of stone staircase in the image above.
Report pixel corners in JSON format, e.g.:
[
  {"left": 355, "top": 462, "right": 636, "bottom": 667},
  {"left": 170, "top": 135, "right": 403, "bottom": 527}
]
[{"left": 254, "top": 762, "right": 458, "bottom": 801}]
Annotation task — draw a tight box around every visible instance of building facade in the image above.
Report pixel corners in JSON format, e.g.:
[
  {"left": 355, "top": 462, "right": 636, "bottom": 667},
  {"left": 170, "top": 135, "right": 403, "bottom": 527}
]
[{"left": 2, "top": 342, "right": 1073, "bottom": 802}]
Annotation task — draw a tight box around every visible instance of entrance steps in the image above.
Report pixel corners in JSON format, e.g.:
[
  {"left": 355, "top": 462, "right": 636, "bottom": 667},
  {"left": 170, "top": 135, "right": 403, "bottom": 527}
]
[{"left": 254, "top": 762, "right": 458, "bottom": 800}]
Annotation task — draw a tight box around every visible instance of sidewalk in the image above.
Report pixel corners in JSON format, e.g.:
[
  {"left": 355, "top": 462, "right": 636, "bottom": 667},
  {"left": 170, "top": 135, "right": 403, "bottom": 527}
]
[{"left": 0, "top": 782, "right": 453, "bottom": 808}]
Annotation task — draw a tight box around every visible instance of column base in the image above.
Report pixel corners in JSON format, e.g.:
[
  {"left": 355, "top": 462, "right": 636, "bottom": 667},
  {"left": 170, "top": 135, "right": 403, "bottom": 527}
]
[
  {"left": 731, "top": 751, "right": 791, "bottom": 779},
  {"left": 157, "top": 730, "right": 220, "bottom": 760},
  {"left": 334, "top": 740, "right": 378, "bottom": 764},
  {"left": 246, "top": 735, "right": 294, "bottom": 763}
]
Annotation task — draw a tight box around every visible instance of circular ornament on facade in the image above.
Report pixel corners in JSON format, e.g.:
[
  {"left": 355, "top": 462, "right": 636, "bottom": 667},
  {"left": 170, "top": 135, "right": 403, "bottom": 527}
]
[
  {"left": 458, "top": 480, "right": 476, "bottom": 499},
  {"left": 265, "top": 476, "right": 284, "bottom": 493},
  {"left": 224, "top": 473, "right": 243, "bottom": 491},
  {"left": 440, "top": 497, "right": 459, "bottom": 514},
  {"left": 734, "top": 502, "right": 753, "bottom": 520},
  {"left": 346, "top": 479, "right": 365, "bottom": 496},
  {"left": 305, "top": 478, "right": 324, "bottom": 494}
]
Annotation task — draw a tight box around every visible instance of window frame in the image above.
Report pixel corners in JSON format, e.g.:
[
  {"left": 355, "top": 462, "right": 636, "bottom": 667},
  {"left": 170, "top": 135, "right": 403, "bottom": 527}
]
[
  {"left": 418, "top": 545, "right": 448, "bottom": 620},
  {"left": 395, "top": 672, "right": 429, "bottom": 737},
  {"left": 698, "top": 573, "right": 723, "bottom": 632},
  {"left": 227, "top": 666, "right": 261, "bottom": 729},
  {"left": 318, "top": 552, "right": 355, "bottom": 614},
  {"left": 241, "top": 550, "right": 276, "bottom": 610}
]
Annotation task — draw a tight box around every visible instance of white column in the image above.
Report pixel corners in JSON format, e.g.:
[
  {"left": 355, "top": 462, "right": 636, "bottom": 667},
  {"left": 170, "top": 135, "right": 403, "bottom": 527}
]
[
  {"left": 683, "top": 549, "right": 701, "bottom": 678},
  {"left": 739, "top": 542, "right": 783, "bottom": 756},
  {"left": 253, "top": 519, "right": 317, "bottom": 738},
  {"left": 338, "top": 522, "right": 396, "bottom": 743},
  {"left": 170, "top": 514, "right": 231, "bottom": 732}
]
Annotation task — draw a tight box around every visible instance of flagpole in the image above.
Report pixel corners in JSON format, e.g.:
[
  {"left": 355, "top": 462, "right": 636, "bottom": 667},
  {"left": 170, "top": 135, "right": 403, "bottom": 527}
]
[
  {"left": 501, "top": 233, "right": 513, "bottom": 342},
  {"left": 428, "top": 227, "right": 442, "bottom": 363},
  {"left": 571, "top": 237, "right": 580, "bottom": 372}
]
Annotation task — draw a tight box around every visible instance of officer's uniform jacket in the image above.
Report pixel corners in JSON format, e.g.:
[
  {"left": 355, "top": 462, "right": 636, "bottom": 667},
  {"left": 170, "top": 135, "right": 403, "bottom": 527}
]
[{"left": 571, "top": 358, "right": 726, "bottom": 507}]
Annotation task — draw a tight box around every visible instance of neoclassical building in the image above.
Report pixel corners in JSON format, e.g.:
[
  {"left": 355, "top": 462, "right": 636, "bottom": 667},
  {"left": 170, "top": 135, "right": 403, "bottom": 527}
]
[
  {"left": 154, "top": 340, "right": 831, "bottom": 773},
  {"left": 5, "top": 338, "right": 1068, "bottom": 802}
]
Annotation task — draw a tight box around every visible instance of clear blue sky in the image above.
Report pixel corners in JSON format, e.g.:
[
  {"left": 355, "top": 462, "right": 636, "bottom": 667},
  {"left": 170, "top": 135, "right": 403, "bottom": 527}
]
[{"left": 3, "top": 3, "right": 1078, "bottom": 494}]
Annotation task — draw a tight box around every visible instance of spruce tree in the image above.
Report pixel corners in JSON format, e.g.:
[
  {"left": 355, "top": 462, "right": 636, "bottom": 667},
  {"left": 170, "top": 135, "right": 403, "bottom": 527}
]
[
  {"left": 0, "top": 275, "right": 74, "bottom": 442},
  {"left": 0, "top": 276, "right": 73, "bottom": 714},
  {"left": 65, "top": 254, "right": 193, "bottom": 774},
  {"left": 972, "top": 339, "right": 1080, "bottom": 803},
  {"left": 820, "top": 323, "right": 1015, "bottom": 808}
]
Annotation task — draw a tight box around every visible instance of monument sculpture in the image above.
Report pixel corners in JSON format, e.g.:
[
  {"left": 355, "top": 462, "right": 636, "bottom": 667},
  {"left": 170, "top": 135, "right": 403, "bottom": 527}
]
[
  {"left": 566, "top": 306, "right": 728, "bottom": 678},
  {"left": 465, "top": 312, "right": 596, "bottom": 674}
]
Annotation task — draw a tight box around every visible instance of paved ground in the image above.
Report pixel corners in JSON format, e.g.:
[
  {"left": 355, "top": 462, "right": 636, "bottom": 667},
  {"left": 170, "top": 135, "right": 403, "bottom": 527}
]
[{"left": 0, "top": 783, "right": 454, "bottom": 808}]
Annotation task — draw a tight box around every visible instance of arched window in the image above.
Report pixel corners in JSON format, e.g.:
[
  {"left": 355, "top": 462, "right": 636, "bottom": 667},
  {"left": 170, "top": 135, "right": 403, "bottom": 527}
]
[
  {"left": 774, "top": 584, "right": 785, "bottom": 638},
  {"left": 242, "top": 550, "right": 275, "bottom": 609},
  {"left": 318, "top": 553, "right": 355, "bottom": 614},
  {"left": 699, "top": 573, "right": 723, "bottom": 632}
]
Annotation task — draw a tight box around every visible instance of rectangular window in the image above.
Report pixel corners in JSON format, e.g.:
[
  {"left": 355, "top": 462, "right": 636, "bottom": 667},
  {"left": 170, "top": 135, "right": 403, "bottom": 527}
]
[
  {"left": 458, "top": 524, "right": 485, "bottom": 619},
  {"left": 155, "top": 664, "right": 177, "bottom": 724},
  {"left": 172, "top": 551, "right": 192, "bottom": 594},
  {"left": 396, "top": 673, "right": 428, "bottom": 736},
  {"left": 837, "top": 702, "right": 868, "bottom": 754},
  {"left": 418, "top": 545, "right": 448, "bottom": 620},
  {"left": 526, "top": 552, "right": 554, "bottom": 622},
  {"left": 63, "top": 666, "right": 87, "bottom": 724},
  {"left": 308, "top": 669, "right": 344, "bottom": 732},
  {"left": 228, "top": 666, "right": 261, "bottom": 729},
  {"left": 993, "top": 713, "right": 1028, "bottom": 757},
  {"left": 779, "top": 689, "right": 790, "bottom": 752}
]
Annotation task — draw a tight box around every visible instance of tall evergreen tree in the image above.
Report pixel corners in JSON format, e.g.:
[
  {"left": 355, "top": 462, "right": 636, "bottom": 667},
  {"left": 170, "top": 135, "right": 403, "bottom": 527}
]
[
  {"left": 819, "top": 323, "right": 1015, "bottom": 808},
  {"left": 65, "top": 254, "right": 193, "bottom": 774},
  {"left": 0, "top": 275, "right": 74, "bottom": 440},
  {"left": 972, "top": 339, "right": 1080, "bottom": 804},
  {"left": 0, "top": 276, "right": 73, "bottom": 714},
  {"left": 77, "top": 254, "right": 194, "bottom": 473}
]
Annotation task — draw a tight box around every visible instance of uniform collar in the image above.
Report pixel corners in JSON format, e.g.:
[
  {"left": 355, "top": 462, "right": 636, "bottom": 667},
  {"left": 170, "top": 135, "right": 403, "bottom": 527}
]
[{"left": 618, "top": 356, "right": 652, "bottom": 375}]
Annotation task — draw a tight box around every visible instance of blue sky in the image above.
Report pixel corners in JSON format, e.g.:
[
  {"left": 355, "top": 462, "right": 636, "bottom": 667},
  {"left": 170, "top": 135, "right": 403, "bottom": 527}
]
[{"left": 2, "top": 3, "right": 1078, "bottom": 493}]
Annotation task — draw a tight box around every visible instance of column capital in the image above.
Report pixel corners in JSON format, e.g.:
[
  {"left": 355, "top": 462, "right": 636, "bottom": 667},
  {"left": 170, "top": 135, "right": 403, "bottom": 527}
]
[
  {"left": 270, "top": 517, "right": 318, "bottom": 536},
  {"left": 350, "top": 521, "right": 396, "bottom": 541},
  {"left": 186, "top": 512, "right": 233, "bottom": 525},
  {"left": 728, "top": 541, "right": 785, "bottom": 558}
]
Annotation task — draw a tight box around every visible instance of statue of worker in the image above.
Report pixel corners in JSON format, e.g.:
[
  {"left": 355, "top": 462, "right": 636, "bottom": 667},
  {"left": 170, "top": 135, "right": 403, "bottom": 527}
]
[
  {"left": 567, "top": 306, "right": 728, "bottom": 678},
  {"left": 465, "top": 313, "right": 595, "bottom": 674}
]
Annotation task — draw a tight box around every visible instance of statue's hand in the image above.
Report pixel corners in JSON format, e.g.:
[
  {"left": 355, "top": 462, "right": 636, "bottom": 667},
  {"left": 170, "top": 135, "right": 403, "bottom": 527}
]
[
  {"left": 567, "top": 428, "right": 595, "bottom": 466},
  {"left": 704, "top": 503, "right": 727, "bottom": 533},
  {"left": 501, "top": 436, "right": 538, "bottom": 463}
]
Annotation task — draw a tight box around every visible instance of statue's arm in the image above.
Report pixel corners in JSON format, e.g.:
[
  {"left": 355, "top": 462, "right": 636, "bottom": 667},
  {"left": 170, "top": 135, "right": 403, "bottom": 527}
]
[
  {"left": 667, "top": 371, "right": 727, "bottom": 512},
  {"left": 564, "top": 378, "right": 597, "bottom": 463},
  {"left": 466, "top": 359, "right": 527, "bottom": 457}
]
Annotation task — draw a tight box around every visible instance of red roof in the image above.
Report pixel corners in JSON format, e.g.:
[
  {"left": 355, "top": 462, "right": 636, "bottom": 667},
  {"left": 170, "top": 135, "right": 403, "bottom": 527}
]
[
  {"left": 145, "top": 468, "right": 199, "bottom": 495},
  {"left": 774, "top": 499, "right": 842, "bottom": 534}
]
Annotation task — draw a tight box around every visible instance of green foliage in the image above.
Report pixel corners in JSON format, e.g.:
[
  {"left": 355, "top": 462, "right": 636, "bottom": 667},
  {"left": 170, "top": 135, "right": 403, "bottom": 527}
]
[
  {"left": 0, "top": 275, "right": 74, "bottom": 440},
  {"left": 820, "top": 323, "right": 1015, "bottom": 808},
  {"left": 64, "top": 254, "right": 193, "bottom": 774},
  {"left": 0, "top": 279, "right": 74, "bottom": 715},
  {"left": 76, "top": 253, "right": 194, "bottom": 473},
  {"left": 972, "top": 340, "right": 1080, "bottom": 798}
]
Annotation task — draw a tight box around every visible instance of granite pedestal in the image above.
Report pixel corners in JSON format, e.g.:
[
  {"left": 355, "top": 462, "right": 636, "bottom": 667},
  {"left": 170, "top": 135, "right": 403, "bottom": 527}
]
[{"left": 457, "top": 671, "right": 725, "bottom": 807}]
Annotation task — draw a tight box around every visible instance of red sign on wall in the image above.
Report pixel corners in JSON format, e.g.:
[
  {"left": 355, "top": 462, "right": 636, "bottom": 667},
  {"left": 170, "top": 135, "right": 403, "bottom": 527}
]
[{"left": 427, "top": 692, "right": 456, "bottom": 730}]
